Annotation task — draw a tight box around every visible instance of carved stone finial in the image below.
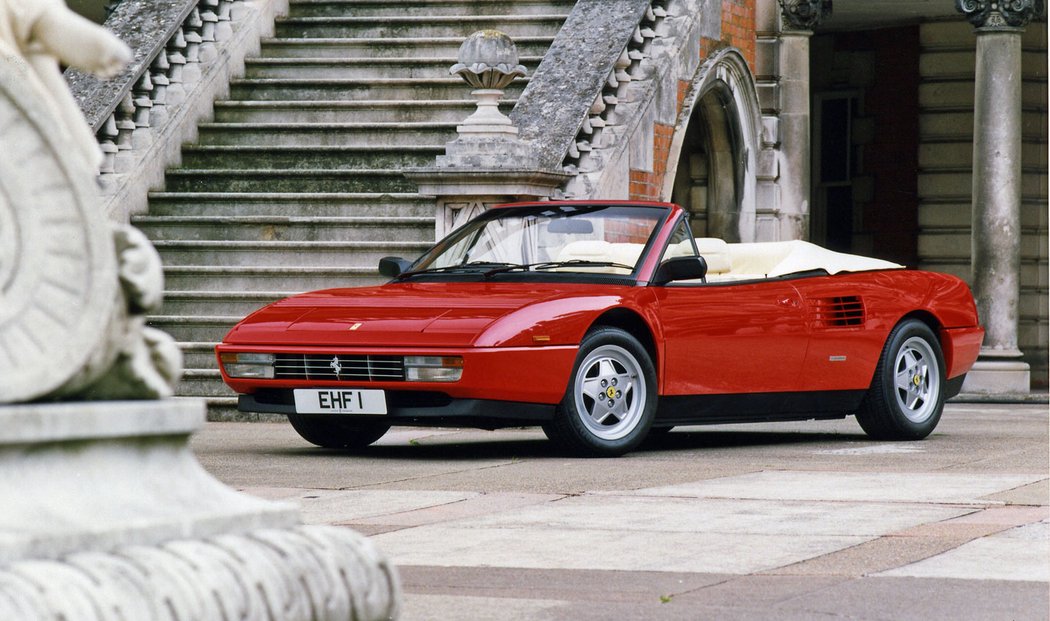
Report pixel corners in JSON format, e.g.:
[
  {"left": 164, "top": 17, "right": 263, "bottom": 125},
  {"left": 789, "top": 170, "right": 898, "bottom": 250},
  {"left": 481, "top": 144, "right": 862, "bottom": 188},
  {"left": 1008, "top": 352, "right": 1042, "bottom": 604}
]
[
  {"left": 956, "top": 0, "right": 1045, "bottom": 31},
  {"left": 778, "top": 0, "right": 832, "bottom": 31},
  {"left": 450, "top": 30, "right": 527, "bottom": 136}
]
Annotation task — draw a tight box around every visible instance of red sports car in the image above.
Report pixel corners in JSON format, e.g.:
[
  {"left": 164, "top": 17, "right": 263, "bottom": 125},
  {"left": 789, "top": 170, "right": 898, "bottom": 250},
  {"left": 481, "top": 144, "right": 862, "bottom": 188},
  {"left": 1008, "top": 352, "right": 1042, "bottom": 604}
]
[{"left": 216, "top": 201, "right": 983, "bottom": 456}]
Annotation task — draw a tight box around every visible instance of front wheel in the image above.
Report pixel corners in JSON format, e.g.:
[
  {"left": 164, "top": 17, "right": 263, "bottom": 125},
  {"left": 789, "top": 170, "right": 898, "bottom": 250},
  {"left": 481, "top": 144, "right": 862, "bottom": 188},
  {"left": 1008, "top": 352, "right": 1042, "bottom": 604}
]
[
  {"left": 546, "top": 327, "right": 657, "bottom": 456},
  {"left": 287, "top": 415, "right": 390, "bottom": 449},
  {"left": 856, "top": 319, "right": 946, "bottom": 440}
]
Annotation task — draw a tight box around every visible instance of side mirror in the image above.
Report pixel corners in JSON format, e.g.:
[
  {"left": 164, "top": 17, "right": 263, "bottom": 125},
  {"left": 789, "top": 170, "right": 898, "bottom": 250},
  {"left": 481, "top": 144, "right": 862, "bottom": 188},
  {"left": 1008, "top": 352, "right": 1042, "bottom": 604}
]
[
  {"left": 379, "top": 256, "right": 413, "bottom": 278},
  {"left": 652, "top": 255, "right": 708, "bottom": 285}
]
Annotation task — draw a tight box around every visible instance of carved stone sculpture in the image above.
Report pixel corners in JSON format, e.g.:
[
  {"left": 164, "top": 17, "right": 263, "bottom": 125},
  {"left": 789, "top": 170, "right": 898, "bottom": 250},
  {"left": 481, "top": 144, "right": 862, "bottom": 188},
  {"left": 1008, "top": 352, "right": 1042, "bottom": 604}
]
[
  {"left": 450, "top": 29, "right": 526, "bottom": 136},
  {"left": 777, "top": 0, "right": 832, "bottom": 30},
  {"left": 0, "top": 0, "right": 181, "bottom": 402},
  {"left": 0, "top": 3, "right": 403, "bottom": 617},
  {"left": 956, "top": 0, "right": 1045, "bottom": 29}
]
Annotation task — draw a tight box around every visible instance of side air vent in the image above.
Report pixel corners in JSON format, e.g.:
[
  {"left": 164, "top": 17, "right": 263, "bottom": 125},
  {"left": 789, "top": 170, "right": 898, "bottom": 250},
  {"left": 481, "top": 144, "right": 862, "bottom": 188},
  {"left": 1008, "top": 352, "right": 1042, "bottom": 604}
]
[{"left": 813, "top": 296, "right": 865, "bottom": 328}]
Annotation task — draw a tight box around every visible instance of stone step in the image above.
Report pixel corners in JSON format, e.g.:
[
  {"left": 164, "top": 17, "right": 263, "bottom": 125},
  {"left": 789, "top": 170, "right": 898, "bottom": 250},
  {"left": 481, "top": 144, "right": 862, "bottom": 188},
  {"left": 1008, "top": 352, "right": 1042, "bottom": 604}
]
[
  {"left": 175, "top": 368, "right": 238, "bottom": 398},
  {"left": 228, "top": 77, "right": 526, "bottom": 101},
  {"left": 149, "top": 315, "right": 243, "bottom": 344},
  {"left": 179, "top": 342, "right": 221, "bottom": 370},
  {"left": 147, "top": 192, "right": 433, "bottom": 218},
  {"left": 243, "top": 56, "right": 542, "bottom": 80},
  {"left": 154, "top": 240, "right": 433, "bottom": 267},
  {"left": 163, "top": 168, "right": 416, "bottom": 193},
  {"left": 274, "top": 14, "right": 570, "bottom": 39},
  {"left": 161, "top": 291, "right": 293, "bottom": 317},
  {"left": 134, "top": 215, "right": 434, "bottom": 242},
  {"left": 211, "top": 99, "right": 488, "bottom": 123},
  {"left": 193, "top": 121, "right": 457, "bottom": 147},
  {"left": 287, "top": 0, "right": 576, "bottom": 18},
  {"left": 179, "top": 145, "right": 442, "bottom": 169},
  {"left": 257, "top": 36, "right": 556, "bottom": 59},
  {"left": 162, "top": 265, "right": 389, "bottom": 292}
]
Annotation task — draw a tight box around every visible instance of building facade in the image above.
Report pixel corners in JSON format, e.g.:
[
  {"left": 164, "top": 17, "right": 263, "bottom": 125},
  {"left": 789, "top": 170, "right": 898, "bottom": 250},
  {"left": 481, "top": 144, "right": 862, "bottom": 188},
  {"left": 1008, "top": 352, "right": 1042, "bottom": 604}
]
[{"left": 68, "top": 0, "right": 1047, "bottom": 405}]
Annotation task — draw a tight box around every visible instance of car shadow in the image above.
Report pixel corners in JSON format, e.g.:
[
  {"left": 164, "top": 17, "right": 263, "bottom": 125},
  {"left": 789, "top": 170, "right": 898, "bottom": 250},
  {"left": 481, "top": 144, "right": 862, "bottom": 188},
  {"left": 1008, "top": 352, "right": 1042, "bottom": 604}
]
[{"left": 275, "top": 427, "right": 876, "bottom": 461}]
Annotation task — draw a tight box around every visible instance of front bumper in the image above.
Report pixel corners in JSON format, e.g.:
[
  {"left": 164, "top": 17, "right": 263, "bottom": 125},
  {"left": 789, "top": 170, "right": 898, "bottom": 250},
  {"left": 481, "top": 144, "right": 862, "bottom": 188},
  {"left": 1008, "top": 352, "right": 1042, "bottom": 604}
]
[
  {"left": 239, "top": 390, "right": 556, "bottom": 429},
  {"left": 219, "top": 344, "right": 579, "bottom": 422}
]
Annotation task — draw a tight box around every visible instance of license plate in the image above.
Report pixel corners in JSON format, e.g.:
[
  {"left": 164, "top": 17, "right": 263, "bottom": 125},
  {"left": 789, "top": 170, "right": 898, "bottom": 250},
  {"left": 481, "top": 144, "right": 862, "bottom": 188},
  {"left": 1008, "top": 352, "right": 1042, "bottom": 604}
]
[{"left": 293, "top": 389, "right": 387, "bottom": 415}]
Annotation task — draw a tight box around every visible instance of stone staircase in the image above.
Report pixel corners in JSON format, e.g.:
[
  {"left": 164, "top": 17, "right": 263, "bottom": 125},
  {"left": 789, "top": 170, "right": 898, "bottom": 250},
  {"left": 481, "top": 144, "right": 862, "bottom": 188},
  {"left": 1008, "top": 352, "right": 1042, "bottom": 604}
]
[{"left": 136, "top": 0, "right": 575, "bottom": 417}]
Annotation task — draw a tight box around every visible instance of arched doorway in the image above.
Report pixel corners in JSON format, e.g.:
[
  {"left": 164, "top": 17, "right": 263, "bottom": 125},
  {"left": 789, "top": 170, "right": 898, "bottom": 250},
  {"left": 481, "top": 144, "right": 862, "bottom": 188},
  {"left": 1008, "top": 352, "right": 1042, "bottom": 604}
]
[{"left": 664, "top": 49, "right": 762, "bottom": 242}]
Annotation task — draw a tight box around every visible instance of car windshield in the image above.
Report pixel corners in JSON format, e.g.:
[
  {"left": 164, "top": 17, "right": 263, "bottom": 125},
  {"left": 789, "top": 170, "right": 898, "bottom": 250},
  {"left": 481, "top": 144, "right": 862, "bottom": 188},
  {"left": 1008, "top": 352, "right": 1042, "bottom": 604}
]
[{"left": 402, "top": 204, "right": 668, "bottom": 280}]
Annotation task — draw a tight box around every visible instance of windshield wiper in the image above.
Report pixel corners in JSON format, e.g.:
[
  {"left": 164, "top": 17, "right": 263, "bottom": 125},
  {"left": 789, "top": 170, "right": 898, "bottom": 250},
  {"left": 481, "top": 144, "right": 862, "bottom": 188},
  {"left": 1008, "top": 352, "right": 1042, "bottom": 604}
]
[
  {"left": 483, "top": 260, "right": 636, "bottom": 278},
  {"left": 396, "top": 261, "right": 515, "bottom": 280},
  {"left": 533, "top": 259, "right": 635, "bottom": 272}
]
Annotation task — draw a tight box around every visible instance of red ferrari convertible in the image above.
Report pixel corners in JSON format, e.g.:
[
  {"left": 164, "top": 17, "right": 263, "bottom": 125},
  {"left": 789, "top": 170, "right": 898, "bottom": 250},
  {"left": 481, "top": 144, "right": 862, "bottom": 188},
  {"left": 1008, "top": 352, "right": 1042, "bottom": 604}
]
[{"left": 217, "top": 201, "right": 983, "bottom": 456}]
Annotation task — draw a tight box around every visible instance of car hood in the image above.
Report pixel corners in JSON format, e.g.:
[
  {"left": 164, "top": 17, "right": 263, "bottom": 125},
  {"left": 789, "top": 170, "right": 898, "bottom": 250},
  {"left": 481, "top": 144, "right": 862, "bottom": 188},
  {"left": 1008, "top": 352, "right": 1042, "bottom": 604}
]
[{"left": 223, "top": 282, "right": 604, "bottom": 348}]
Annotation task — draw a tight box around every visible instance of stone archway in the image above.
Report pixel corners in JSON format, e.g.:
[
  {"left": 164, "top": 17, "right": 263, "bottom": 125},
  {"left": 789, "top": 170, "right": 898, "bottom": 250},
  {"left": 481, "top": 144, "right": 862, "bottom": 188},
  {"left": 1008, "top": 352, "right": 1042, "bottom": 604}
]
[{"left": 664, "top": 49, "right": 762, "bottom": 242}]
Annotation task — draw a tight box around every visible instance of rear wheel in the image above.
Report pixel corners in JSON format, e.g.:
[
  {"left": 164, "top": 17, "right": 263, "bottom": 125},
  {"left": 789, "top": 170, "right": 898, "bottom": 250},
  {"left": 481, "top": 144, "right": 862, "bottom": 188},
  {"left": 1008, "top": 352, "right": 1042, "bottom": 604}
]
[
  {"left": 856, "top": 319, "right": 945, "bottom": 440},
  {"left": 546, "top": 327, "right": 657, "bottom": 456},
  {"left": 287, "top": 415, "right": 390, "bottom": 449}
]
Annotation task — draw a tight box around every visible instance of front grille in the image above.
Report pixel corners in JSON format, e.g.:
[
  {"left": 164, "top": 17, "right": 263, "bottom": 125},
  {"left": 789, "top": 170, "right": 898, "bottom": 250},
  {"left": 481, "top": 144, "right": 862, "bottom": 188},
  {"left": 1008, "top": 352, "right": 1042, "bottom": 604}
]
[{"left": 274, "top": 354, "right": 405, "bottom": 382}]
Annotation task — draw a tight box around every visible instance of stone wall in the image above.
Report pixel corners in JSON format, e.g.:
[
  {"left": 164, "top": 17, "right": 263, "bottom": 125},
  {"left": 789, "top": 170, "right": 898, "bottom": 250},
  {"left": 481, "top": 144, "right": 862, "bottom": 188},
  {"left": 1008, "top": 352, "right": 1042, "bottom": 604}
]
[
  {"left": 917, "top": 20, "right": 1048, "bottom": 386},
  {"left": 625, "top": 0, "right": 757, "bottom": 203}
]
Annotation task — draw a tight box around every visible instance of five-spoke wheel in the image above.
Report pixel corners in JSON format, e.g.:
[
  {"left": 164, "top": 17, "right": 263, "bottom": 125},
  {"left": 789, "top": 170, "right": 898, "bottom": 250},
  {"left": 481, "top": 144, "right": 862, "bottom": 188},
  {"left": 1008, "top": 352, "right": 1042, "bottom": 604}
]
[
  {"left": 857, "top": 319, "right": 945, "bottom": 440},
  {"left": 545, "top": 327, "right": 657, "bottom": 456}
]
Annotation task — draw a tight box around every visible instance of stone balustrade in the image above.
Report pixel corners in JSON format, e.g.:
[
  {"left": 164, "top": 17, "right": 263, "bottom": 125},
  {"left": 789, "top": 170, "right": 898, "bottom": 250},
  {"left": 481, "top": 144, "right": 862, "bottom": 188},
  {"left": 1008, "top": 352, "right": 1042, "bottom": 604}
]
[
  {"left": 564, "top": 1, "right": 670, "bottom": 173},
  {"left": 68, "top": 0, "right": 286, "bottom": 221},
  {"left": 509, "top": 0, "right": 685, "bottom": 200}
]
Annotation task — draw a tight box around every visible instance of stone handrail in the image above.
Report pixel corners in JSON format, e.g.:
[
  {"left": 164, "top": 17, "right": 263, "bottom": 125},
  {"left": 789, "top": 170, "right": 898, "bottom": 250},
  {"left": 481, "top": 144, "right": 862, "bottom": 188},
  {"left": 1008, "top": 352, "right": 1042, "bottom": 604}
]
[
  {"left": 68, "top": 0, "right": 235, "bottom": 173},
  {"left": 65, "top": 0, "right": 286, "bottom": 221},
  {"left": 509, "top": 0, "right": 669, "bottom": 174}
]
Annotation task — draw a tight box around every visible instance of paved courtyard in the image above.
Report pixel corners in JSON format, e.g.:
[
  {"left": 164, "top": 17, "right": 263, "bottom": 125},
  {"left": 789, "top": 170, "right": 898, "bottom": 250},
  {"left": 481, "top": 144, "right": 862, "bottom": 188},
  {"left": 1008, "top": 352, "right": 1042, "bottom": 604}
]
[{"left": 192, "top": 402, "right": 1049, "bottom": 620}]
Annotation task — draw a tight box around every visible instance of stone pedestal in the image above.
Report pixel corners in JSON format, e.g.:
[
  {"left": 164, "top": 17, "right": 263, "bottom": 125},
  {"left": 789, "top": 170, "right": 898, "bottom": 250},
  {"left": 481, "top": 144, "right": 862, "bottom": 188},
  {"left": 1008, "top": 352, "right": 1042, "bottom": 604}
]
[
  {"left": 0, "top": 400, "right": 400, "bottom": 619},
  {"left": 409, "top": 136, "right": 572, "bottom": 237}
]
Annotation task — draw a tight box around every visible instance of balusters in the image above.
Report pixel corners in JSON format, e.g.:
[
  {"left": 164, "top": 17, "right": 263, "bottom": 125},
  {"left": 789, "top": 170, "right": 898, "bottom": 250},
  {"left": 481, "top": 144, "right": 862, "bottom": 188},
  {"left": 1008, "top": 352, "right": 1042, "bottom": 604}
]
[
  {"left": 562, "top": 1, "right": 669, "bottom": 171},
  {"left": 91, "top": 0, "right": 245, "bottom": 177},
  {"left": 98, "top": 116, "right": 119, "bottom": 175},
  {"left": 131, "top": 72, "right": 154, "bottom": 149},
  {"left": 114, "top": 94, "right": 136, "bottom": 173},
  {"left": 165, "top": 28, "right": 188, "bottom": 106},
  {"left": 149, "top": 53, "right": 171, "bottom": 127}
]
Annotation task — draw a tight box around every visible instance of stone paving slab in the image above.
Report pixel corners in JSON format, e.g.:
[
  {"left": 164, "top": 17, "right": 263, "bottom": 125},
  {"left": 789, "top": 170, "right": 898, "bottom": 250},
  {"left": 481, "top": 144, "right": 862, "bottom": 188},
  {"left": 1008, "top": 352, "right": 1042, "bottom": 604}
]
[
  {"left": 373, "top": 525, "right": 868, "bottom": 573},
  {"left": 618, "top": 471, "right": 1046, "bottom": 504},
  {"left": 879, "top": 520, "right": 1050, "bottom": 582},
  {"left": 460, "top": 494, "right": 969, "bottom": 537},
  {"left": 190, "top": 405, "right": 1050, "bottom": 619}
]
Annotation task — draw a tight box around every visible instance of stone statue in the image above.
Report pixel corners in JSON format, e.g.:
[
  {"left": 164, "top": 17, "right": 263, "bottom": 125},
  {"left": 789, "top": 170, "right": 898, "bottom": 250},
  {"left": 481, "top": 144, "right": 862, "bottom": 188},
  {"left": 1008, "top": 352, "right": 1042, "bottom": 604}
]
[
  {"left": 0, "top": 0, "right": 182, "bottom": 402},
  {"left": 0, "top": 0, "right": 131, "bottom": 169},
  {"left": 0, "top": 3, "right": 402, "bottom": 618}
]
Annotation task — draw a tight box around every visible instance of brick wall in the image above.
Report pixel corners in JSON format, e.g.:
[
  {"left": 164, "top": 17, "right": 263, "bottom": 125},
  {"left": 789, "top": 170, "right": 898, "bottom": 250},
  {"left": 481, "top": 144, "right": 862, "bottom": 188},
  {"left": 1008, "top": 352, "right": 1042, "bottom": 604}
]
[{"left": 628, "top": 0, "right": 756, "bottom": 201}]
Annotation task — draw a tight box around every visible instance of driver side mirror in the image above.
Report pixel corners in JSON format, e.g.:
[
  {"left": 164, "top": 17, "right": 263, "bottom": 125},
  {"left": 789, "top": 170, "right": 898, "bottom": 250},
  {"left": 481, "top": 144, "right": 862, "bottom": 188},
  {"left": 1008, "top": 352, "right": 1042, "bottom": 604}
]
[
  {"left": 379, "top": 256, "right": 413, "bottom": 278},
  {"left": 652, "top": 255, "right": 708, "bottom": 285}
]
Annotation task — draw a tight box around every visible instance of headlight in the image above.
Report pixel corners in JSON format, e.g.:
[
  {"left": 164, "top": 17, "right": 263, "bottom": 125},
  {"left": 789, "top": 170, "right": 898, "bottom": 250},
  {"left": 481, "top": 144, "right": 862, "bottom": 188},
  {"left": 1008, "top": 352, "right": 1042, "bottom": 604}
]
[
  {"left": 220, "top": 352, "right": 275, "bottom": 379},
  {"left": 404, "top": 356, "right": 463, "bottom": 382}
]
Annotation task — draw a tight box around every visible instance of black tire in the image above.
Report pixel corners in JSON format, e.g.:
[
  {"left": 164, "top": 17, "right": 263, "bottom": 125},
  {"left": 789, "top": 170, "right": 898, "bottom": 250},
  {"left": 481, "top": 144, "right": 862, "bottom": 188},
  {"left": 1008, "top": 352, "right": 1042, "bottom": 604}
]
[
  {"left": 287, "top": 415, "right": 390, "bottom": 449},
  {"left": 856, "top": 319, "right": 946, "bottom": 440},
  {"left": 545, "top": 327, "right": 657, "bottom": 457}
]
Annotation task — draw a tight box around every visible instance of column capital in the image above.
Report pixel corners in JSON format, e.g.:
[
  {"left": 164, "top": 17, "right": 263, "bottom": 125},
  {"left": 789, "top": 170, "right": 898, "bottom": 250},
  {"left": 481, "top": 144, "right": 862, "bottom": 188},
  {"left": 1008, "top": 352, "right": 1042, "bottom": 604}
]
[
  {"left": 955, "top": 0, "right": 1046, "bottom": 32},
  {"left": 777, "top": 0, "right": 832, "bottom": 31}
]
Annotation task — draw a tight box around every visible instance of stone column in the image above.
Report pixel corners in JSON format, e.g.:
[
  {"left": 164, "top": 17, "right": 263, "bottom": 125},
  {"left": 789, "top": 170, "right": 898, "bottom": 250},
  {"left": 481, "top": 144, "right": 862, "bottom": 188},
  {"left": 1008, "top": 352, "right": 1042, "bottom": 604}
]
[
  {"left": 775, "top": 0, "right": 831, "bottom": 241},
  {"left": 956, "top": 0, "right": 1039, "bottom": 393}
]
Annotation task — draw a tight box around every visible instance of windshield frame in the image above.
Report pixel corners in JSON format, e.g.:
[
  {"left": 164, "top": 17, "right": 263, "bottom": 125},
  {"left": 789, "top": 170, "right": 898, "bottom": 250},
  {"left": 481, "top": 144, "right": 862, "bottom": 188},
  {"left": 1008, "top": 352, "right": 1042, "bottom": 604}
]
[{"left": 397, "top": 202, "right": 675, "bottom": 284}]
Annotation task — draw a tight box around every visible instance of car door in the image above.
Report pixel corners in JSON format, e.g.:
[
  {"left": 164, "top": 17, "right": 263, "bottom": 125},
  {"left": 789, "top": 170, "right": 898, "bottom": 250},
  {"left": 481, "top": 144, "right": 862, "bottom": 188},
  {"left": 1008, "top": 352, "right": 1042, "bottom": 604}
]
[{"left": 654, "top": 279, "right": 810, "bottom": 396}]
